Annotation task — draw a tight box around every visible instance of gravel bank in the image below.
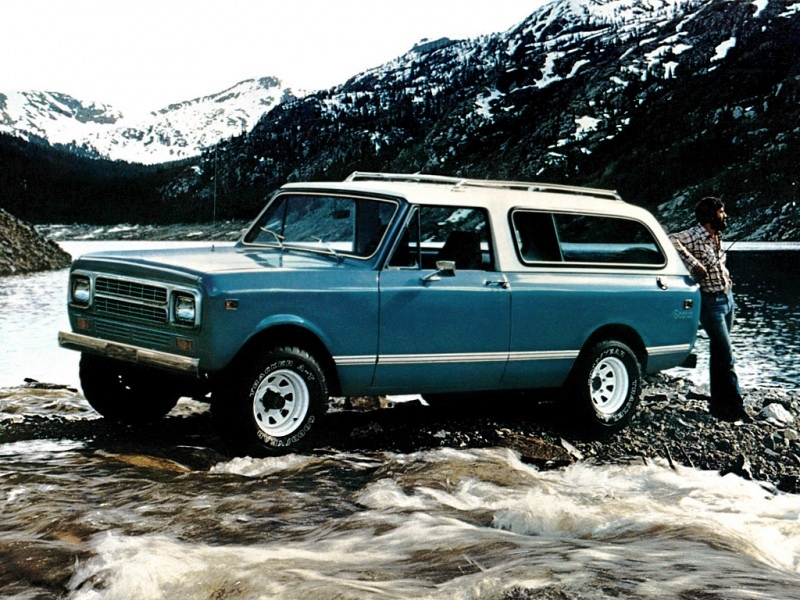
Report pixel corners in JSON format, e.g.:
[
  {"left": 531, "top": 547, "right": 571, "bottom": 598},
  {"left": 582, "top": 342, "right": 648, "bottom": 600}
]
[
  {"left": 3, "top": 374, "right": 798, "bottom": 493},
  {"left": 0, "top": 209, "right": 72, "bottom": 275}
]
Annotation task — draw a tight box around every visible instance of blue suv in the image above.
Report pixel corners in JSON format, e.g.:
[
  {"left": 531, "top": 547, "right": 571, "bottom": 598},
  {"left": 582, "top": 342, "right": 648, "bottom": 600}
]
[{"left": 59, "top": 173, "right": 700, "bottom": 453}]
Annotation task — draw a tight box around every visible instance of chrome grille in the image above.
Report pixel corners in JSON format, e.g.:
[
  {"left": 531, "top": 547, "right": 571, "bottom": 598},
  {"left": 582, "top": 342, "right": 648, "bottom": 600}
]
[
  {"left": 96, "top": 277, "right": 168, "bottom": 304},
  {"left": 95, "top": 297, "right": 168, "bottom": 325}
]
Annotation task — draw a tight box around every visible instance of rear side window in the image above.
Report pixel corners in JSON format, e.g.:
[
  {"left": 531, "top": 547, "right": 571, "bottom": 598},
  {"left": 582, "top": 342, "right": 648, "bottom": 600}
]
[{"left": 512, "top": 211, "right": 665, "bottom": 267}]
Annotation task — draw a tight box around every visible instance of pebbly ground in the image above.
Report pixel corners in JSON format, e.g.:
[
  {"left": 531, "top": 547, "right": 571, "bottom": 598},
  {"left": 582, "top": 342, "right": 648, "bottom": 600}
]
[
  {"left": 324, "top": 374, "right": 800, "bottom": 494},
  {"left": 3, "top": 374, "right": 799, "bottom": 494}
]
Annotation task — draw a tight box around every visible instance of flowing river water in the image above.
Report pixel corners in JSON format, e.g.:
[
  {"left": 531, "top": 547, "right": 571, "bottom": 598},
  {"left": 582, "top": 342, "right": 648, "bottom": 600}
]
[{"left": 1, "top": 241, "right": 799, "bottom": 599}]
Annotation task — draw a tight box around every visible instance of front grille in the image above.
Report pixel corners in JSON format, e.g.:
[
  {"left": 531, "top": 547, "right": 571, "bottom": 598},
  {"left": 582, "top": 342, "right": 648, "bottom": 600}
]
[
  {"left": 91, "top": 276, "right": 170, "bottom": 327},
  {"left": 96, "top": 277, "right": 168, "bottom": 304},
  {"left": 95, "top": 297, "right": 168, "bottom": 325}
]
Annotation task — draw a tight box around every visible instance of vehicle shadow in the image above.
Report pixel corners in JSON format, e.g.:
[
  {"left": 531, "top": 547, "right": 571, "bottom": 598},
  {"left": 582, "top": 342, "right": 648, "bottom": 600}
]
[{"left": 1, "top": 389, "right": 573, "bottom": 469}]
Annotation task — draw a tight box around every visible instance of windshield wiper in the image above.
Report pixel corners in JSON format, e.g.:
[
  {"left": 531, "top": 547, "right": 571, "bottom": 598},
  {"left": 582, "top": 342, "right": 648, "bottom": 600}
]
[
  {"left": 312, "top": 237, "right": 343, "bottom": 262},
  {"left": 259, "top": 228, "right": 285, "bottom": 249},
  {"left": 256, "top": 229, "right": 344, "bottom": 262}
]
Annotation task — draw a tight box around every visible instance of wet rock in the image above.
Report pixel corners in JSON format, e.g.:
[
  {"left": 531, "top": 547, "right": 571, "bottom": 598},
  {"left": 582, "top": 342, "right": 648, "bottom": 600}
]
[
  {"left": 559, "top": 438, "right": 584, "bottom": 461},
  {"left": 95, "top": 450, "right": 193, "bottom": 473},
  {"left": 759, "top": 402, "right": 796, "bottom": 427},
  {"left": 22, "top": 378, "right": 78, "bottom": 392},
  {"left": 0, "top": 209, "right": 71, "bottom": 275},
  {"left": 777, "top": 474, "right": 800, "bottom": 493},
  {"left": 783, "top": 429, "right": 800, "bottom": 443},
  {"left": 496, "top": 429, "right": 573, "bottom": 466},
  {"left": 721, "top": 453, "right": 753, "bottom": 480}
]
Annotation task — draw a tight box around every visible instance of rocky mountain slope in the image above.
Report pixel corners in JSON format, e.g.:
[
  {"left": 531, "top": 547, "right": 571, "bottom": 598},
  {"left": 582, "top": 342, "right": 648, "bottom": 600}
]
[
  {"left": 1, "top": 0, "right": 798, "bottom": 240},
  {"left": 174, "top": 0, "right": 799, "bottom": 240},
  {"left": 0, "top": 77, "right": 300, "bottom": 164}
]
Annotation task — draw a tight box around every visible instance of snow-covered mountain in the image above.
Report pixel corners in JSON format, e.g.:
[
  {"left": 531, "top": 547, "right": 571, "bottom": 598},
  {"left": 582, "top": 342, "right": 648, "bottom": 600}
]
[
  {"left": 2, "top": 0, "right": 799, "bottom": 240},
  {"left": 0, "top": 77, "right": 301, "bottom": 164},
  {"left": 177, "top": 0, "right": 798, "bottom": 240}
]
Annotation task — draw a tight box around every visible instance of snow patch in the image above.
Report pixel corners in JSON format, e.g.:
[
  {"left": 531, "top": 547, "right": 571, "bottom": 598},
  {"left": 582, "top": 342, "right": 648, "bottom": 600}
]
[
  {"left": 536, "top": 52, "right": 566, "bottom": 89},
  {"left": 574, "top": 115, "right": 600, "bottom": 141},
  {"left": 779, "top": 3, "right": 800, "bottom": 18},
  {"left": 751, "top": 0, "right": 768, "bottom": 19},
  {"left": 475, "top": 88, "right": 504, "bottom": 120},
  {"left": 712, "top": 37, "right": 737, "bottom": 62}
]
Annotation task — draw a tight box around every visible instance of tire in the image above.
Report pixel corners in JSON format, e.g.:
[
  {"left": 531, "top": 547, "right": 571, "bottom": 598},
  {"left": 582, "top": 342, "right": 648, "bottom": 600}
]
[
  {"left": 212, "top": 346, "right": 328, "bottom": 455},
  {"left": 79, "top": 354, "right": 181, "bottom": 424},
  {"left": 567, "top": 340, "right": 641, "bottom": 436}
]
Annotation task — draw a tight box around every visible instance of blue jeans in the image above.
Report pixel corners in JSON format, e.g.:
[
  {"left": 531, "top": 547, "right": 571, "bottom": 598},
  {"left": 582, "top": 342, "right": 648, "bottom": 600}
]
[{"left": 700, "top": 291, "right": 744, "bottom": 412}]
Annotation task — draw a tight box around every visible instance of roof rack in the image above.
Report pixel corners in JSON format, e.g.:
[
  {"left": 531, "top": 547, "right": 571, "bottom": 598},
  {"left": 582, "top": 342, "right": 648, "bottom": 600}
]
[{"left": 345, "top": 171, "right": 622, "bottom": 201}]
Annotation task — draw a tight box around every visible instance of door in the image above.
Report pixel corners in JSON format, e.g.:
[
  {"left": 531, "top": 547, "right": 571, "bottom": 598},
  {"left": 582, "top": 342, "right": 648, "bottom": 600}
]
[{"left": 372, "top": 206, "right": 511, "bottom": 393}]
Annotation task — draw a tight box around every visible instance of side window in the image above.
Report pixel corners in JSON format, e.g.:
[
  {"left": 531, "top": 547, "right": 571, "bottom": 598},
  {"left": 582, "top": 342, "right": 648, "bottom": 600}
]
[
  {"left": 512, "top": 210, "right": 664, "bottom": 266},
  {"left": 512, "top": 211, "right": 562, "bottom": 262},
  {"left": 555, "top": 214, "right": 665, "bottom": 265},
  {"left": 388, "top": 205, "right": 493, "bottom": 270}
]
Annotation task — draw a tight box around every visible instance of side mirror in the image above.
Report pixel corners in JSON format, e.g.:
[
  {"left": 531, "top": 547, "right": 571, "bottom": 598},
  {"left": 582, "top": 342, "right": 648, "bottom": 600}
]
[{"left": 421, "top": 260, "right": 456, "bottom": 283}]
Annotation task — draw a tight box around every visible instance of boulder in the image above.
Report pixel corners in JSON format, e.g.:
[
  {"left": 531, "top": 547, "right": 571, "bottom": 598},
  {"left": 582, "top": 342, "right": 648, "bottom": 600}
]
[{"left": 0, "top": 209, "right": 71, "bottom": 275}]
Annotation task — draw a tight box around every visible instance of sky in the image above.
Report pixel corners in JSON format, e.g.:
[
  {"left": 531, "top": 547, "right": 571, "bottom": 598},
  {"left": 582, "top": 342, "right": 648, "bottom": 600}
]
[{"left": 2, "top": 0, "right": 542, "bottom": 116}]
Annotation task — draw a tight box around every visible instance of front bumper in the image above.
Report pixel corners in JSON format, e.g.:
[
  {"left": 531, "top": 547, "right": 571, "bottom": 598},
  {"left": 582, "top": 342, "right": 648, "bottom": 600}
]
[{"left": 58, "top": 331, "right": 200, "bottom": 376}]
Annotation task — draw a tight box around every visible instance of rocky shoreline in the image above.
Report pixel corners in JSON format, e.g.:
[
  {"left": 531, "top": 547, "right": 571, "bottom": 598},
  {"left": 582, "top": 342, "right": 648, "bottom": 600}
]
[
  {"left": 35, "top": 221, "right": 249, "bottom": 242},
  {"left": 3, "top": 374, "right": 798, "bottom": 494},
  {"left": 327, "top": 373, "right": 800, "bottom": 494},
  {"left": 0, "top": 209, "right": 72, "bottom": 275}
]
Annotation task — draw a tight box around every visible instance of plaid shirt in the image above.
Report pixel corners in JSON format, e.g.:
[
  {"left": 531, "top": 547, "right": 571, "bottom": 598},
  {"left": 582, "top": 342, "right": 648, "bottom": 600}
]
[{"left": 669, "top": 225, "right": 732, "bottom": 294}]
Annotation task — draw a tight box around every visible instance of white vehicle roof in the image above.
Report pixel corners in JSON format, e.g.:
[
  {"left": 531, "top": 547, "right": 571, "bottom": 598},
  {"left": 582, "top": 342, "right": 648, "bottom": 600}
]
[
  {"left": 280, "top": 171, "right": 647, "bottom": 219},
  {"left": 278, "top": 172, "right": 685, "bottom": 274}
]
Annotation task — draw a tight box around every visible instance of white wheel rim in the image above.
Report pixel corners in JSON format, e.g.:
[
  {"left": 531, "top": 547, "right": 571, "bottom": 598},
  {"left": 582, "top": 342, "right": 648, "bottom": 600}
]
[
  {"left": 589, "top": 356, "right": 630, "bottom": 416},
  {"left": 252, "top": 369, "right": 310, "bottom": 437}
]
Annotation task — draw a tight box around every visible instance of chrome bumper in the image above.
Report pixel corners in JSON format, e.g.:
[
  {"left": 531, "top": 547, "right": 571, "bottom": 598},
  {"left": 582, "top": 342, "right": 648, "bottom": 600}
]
[{"left": 58, "top": 331, "right": 200, "bottom": 376}]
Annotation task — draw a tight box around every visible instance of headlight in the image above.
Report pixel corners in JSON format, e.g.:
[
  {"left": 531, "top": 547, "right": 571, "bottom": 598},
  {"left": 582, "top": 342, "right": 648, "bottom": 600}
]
[
  {"left": 173, "top": 293, "right": 197, "bottom": 326},
  {"left": 71, "top": 275, "right": 91, "bottom": 306}
]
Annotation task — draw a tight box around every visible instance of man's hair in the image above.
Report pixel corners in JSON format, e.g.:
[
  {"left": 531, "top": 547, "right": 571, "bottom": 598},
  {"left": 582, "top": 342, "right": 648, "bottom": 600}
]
[{"left": 694, "top": 196, "right": 724, "bottom": 225}]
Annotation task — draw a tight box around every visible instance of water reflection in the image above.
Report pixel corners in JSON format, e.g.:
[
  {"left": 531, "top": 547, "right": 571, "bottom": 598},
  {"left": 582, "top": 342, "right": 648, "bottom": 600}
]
[{"left": 676, "top": 250, "right": 800, "bottom": 391}]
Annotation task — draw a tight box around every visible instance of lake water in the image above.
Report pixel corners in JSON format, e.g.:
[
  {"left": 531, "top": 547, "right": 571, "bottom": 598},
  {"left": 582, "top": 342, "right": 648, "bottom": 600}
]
[
  {"left": 1, "top": 241, "right": 798, "bottom": 392},
  {"left": 1, "top": 241, "right": 799, "bottom": 599}
]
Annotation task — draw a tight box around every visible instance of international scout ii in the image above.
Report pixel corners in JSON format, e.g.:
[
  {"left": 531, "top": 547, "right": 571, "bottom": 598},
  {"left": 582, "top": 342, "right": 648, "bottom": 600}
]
[{"left": 59, "top": 173, "right": 700, "bottom": 454}]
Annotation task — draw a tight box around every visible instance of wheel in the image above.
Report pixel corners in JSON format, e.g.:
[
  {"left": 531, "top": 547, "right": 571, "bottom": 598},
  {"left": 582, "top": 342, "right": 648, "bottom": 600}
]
[
  {"left": 79, "top": 354, "right": 181, "bottom": 424},
  {"left": 212, "top": 346, "right": 328, "bottom": 455},
  {"left": 567, "top": 340, "right": 641, "bottom": 435}
]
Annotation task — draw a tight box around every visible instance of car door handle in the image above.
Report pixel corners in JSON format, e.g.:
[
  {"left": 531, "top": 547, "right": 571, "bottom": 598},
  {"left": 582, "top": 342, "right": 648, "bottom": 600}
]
[
  {"left": 657, "top": 277, "right": 669, "bottom": 290},
  {"left": 484, "top": 276, "right": 510, "bottom": 289}
]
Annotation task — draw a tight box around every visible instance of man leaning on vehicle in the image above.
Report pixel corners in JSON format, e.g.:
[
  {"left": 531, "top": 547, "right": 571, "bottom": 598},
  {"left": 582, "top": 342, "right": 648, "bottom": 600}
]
[{"left": 669, "top": 197, "right": 749, "bottom": 423}]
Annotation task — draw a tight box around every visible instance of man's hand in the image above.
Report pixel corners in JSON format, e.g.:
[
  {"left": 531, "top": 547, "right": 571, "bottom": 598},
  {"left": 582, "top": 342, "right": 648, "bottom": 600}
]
[{"left": 691, "top": 263, "right": 708, "bottom": 281}]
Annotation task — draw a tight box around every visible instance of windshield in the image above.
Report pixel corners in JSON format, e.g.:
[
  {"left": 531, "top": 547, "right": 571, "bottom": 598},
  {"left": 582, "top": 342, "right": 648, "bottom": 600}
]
[{"left": 243, "top": 193, "right": 398, "bottom": 259}]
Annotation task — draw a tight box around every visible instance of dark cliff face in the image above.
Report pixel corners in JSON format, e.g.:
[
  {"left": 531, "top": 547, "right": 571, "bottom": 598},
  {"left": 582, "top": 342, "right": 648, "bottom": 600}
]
[{"left": 0, "top": 209, "right": 71, "bottom": 275}]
